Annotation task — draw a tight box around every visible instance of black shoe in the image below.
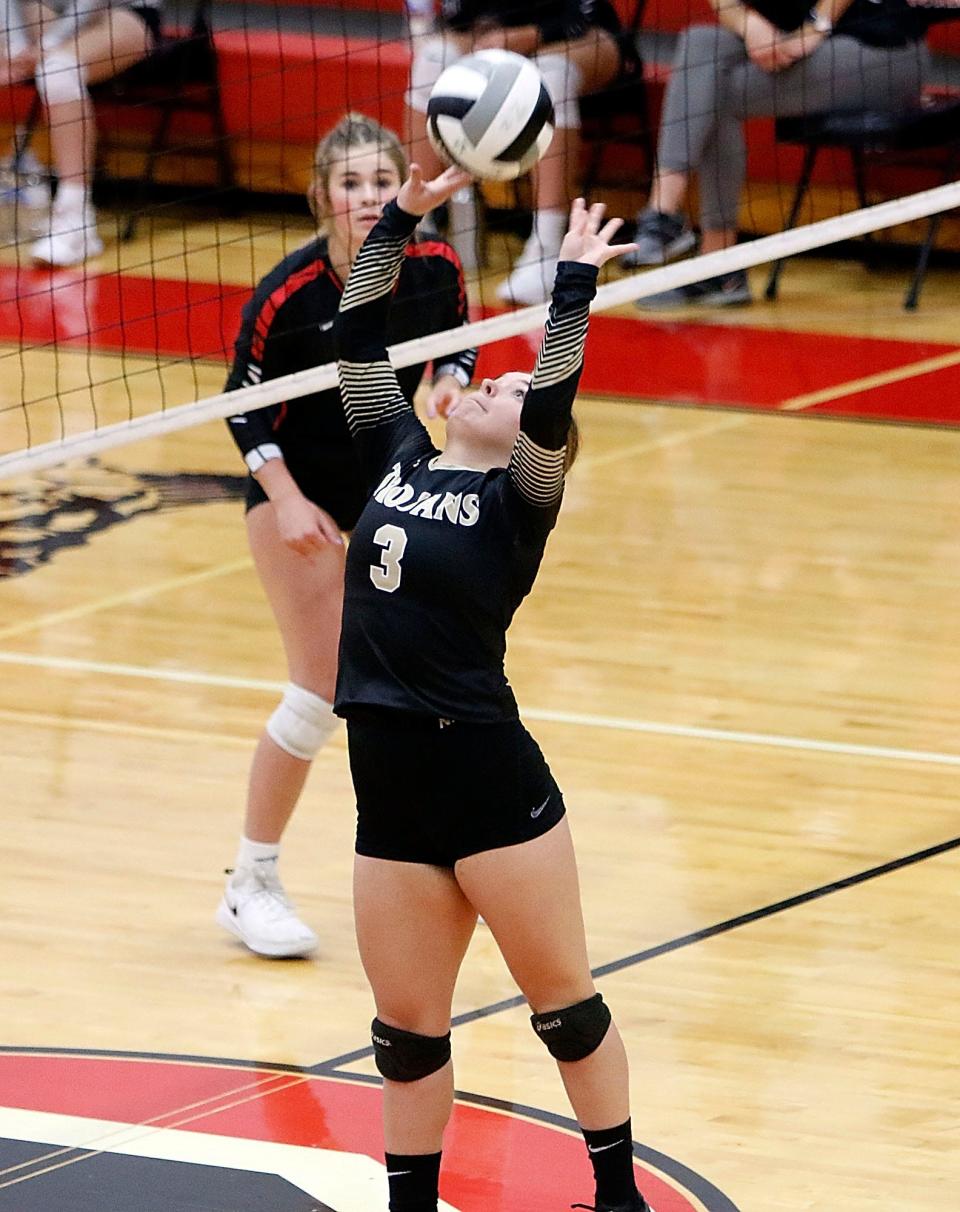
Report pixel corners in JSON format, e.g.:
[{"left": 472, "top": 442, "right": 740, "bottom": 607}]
[
  {"left": 635, "top": 267, "right": 752, "bottom": 311},
  {"left": 621, "top": 208, "right": 696, "bottom": 268}
]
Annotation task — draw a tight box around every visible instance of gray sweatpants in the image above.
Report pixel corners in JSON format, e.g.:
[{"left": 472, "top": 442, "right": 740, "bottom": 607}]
[{"left": 657, "top": 24, "right": 930, "bottom": 230}]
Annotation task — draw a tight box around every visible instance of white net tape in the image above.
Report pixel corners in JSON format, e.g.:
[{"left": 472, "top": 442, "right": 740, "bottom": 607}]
[{"left": 1, "top": 176, "right": 958, "bottom": 483}]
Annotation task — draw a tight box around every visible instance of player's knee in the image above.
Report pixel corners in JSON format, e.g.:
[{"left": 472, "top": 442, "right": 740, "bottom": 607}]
[
  {"left": 371, "top": 1017, "right": 452, "bottom": 1083},
  {"left": 533, "top": 53, "right": 582, "bottom": 128},
  {"left": 530, "top": 992, "right": 611, "bottom": 1062},
  {"left": 266, "top": 682, "right": 339, "bottom": 761},
  {"left": 35, "top": 48, "right": 87, "bottom": 106}
]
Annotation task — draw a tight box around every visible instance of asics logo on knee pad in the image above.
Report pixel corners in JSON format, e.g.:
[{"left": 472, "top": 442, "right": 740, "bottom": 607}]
[
  {"left": 530, "top": 993, "right": 612, "bottom": 1062},
  {"left": 371, "top": 1017, "right": 451, "bottom": 1083}
]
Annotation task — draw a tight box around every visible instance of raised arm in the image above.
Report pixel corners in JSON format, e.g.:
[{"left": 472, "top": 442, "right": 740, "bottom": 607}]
[
  {"left": 508, "top": 200, "right": 635, "bottom": 510},
  {"left": 335, "top": 198, "right": 418, "bottom": 440},
  {"left": 335, "top": 164, "right": 472, "bottom": 475}
]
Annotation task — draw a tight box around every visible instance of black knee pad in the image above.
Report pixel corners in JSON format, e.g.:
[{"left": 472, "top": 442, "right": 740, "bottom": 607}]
[
  {"left": 530, "top": 992, "right": 612, "bottom": 1062},
  {"left": 371, "top": 1017, "right": 452, "bottom": 1083}
]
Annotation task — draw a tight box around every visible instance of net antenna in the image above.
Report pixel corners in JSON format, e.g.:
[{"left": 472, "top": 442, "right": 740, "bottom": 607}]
[{"left": 1, "top": 178, "right": 958, "bottom": 484}]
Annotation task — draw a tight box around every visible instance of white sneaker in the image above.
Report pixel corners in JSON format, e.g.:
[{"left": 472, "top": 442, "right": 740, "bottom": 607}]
[
  {"left": 30, "top": 202, "right": 103, "bottom": 267},
  {"left": 215, "top": 864, "right": 319, "bottom": 958},
  {"left": 496, "top": 235, "right": 557, "bottom": 305}
]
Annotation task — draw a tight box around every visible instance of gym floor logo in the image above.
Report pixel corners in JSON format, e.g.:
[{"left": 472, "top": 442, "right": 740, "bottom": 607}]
[
  {"left": 0, "top": 1050, "right": 740, "bottom": 1212},
  {"left": 0, "top": 461, "right": 246, "bottom": 579}
]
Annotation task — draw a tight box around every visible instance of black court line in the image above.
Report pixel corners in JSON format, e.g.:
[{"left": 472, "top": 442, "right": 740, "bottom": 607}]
[{"left": 311, "top": 833, "right": 960, "bottom": 1074}]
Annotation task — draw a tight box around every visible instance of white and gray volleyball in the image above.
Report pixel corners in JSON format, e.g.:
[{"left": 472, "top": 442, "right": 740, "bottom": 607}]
[{"left": 427, "top": 49, "right": 554, "bottom": 182}]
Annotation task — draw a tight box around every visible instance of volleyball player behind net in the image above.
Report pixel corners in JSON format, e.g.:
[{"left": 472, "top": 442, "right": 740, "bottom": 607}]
[
  {"left": 333, "top": 167, "right": 654, "bottom": 1212},
  {"left": 217, "top": 114, "right": 477, "bottom": 959}
]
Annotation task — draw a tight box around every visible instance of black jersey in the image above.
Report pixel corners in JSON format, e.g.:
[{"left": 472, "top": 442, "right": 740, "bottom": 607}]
[
  {"left": 440, "top": 0, "right": 624, "bottom": 45},
  {"left": 333, "top": 200, "right": 597, "bottom": 723},
  {"left": 751, "top": 0, "right": 934, "bottom": 43},
  {"left": 224, "top": 232, "right": 477, "bottom": 524}
]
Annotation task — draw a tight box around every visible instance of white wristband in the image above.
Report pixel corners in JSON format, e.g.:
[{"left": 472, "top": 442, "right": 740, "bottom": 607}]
[{"left": 244, "top": 443, "right": 283, "bottom": 474}]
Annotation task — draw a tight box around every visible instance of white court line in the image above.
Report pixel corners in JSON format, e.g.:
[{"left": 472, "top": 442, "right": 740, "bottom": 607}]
[
  {"left": 577, "top": 414, "right": 747, "bottom": 472},
  {"left": 1, "top": 649, "right": 958, "bottom": 770},
  {"left": 0, "top": 1107, "right": 463, "bottom": 1210}
]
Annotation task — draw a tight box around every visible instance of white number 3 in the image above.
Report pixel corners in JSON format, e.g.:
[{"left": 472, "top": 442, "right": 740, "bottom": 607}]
[{"left": 369, "top": 523, "right": 408, "bottom": 593}]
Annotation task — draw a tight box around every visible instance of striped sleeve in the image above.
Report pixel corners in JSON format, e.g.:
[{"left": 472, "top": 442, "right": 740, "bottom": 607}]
[
  {"left": 335, "top": 200, "right": 431, "bottom": 477},
  {"left": 507, "top": 261, "right": 598, "bottom": 510}
]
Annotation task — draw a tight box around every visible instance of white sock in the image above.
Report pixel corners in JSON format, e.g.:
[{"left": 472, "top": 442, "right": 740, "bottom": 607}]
[
  {"left": 531, "top": 207, "right": 566, "bottom": 257},
  {"left": 235, "top": 836, "right": 281, "bottom": 872},
  {"left": 54, "top": 182, "right": 89, "bottom": 214}
]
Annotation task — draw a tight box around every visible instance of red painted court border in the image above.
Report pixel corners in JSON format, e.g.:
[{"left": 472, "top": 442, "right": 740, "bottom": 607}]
[
  {"left": 3, "top": 265, "right": 959, "bottom": 426},
  {"left": 0, "top": 1049, "right": 739, "bottom": 1212}
]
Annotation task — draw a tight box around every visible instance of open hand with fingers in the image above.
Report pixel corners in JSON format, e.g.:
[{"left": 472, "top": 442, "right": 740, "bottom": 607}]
[
  {"left": 559, "top": 199, "right": 637, "bottom": 269},
  {"left": 397, "top": 163, "right": 474, "bottom": 218}
]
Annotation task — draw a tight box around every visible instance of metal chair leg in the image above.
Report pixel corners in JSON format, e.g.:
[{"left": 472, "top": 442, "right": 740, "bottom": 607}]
[
  {"left": 851, "top": 147, "right": 879, "bottom": 267},
  {"left": 123, "top": 105, "right": 174, "bottom": 241},
  {"left": 904, "top": 145, "right": 959, "bottom": 310},
  {"left": 765, "top": 143, "right": 818, "bottom": 301}
]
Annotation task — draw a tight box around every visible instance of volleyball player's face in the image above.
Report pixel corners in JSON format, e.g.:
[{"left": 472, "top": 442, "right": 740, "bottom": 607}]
[
  {"left": 448, "top": 373, "right": 531, "bottom": 460},
  {"left": 321, "top": 146, "right": 402, "bottom": 248}
]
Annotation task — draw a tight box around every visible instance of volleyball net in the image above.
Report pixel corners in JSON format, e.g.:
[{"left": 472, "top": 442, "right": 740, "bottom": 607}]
[{"left": 0, "top": 0, "right": 958, "bottom": 483}]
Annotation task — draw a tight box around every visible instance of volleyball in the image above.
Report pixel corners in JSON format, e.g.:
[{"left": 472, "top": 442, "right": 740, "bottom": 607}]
[{"left": 426, "top": 49, "right": 555, "bottom": 182}]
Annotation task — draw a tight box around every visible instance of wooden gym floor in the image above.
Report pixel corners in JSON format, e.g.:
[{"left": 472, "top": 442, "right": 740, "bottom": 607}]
[{"left": 0, "top": 208, "right": 958, "bottom": 1211}]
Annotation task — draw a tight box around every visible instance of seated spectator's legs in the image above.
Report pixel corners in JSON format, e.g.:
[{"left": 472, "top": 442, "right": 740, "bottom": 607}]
[
  {"left": 644, "top": 24, "right": 749, "bottom": 256},
  {"left": 31, "top": 3, "right": 152, "bottom": 265},
  {"left": 698, "top": 31, "right": 929, "bottom": 251},
  {"left": 632, "top": 23, "right": 929, "bottom": 304},
  {"left": 499, "top": 29, "right": 619, "bottom": 304}
]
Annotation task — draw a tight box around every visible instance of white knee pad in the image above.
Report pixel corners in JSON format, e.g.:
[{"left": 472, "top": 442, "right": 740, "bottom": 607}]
[
  {"left": 407, "top": 35, "right": 460, "bottom": 113},
  {"left": 534, "top": 53, "right": 583, "bottom": 130},
  {"left": 35, "top": 48, "right": 87, "bottom": 106},
  {"left": 266, "top": 683, "right": 340, "bottom": 761}
]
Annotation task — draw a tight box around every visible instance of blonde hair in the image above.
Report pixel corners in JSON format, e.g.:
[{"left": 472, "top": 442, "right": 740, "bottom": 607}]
[{"left": 310, "top": 112, "right": 408, "bottom": 224}]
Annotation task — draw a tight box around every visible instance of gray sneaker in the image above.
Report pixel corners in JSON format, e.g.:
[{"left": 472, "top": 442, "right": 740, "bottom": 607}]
[
  {"left": 621, "top": 209, "right": 696, "bottom": 268},
  {"left": 636, "top": 268, "right": 752, "bottom": 311}
]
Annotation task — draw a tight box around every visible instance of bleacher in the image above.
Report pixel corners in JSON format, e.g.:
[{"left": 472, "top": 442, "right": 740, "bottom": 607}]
[{"left": 2, "top": 0, "right": 958, "bottom": 226}]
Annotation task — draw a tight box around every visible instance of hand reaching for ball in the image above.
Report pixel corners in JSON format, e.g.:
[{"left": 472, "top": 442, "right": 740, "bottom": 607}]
[
  {"left": 398, "top": 164, "right": 474, "bottom": 218},
  {"left": 559, "top": 199, "right": 637, "bottom": 269}
]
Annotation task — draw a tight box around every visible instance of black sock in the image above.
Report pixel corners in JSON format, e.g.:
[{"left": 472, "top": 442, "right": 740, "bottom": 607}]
[
  {"left": 385, "top": 1151, "right": 442, "bottom": 1212},
  {"left": 582, "top": 1119, "right": 639, "bottom": 1208}
]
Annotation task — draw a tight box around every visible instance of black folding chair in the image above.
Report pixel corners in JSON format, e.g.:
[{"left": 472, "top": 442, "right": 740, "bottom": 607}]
[{"left": 764, "top": 97, "right": 960, "bottom": 310}]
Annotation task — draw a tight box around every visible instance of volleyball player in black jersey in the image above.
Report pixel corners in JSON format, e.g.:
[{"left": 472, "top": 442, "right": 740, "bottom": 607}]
[
  {"left": 217, "top": 115, "right": 477, "bottom": 959},
  {"left": 334, "top": 166, "right": 654, "bottom": 1212}
]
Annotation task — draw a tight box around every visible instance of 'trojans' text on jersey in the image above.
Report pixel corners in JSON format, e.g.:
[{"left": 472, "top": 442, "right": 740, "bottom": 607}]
[{"left": 374, "top": 462, "right": 480, "bottom": 526}]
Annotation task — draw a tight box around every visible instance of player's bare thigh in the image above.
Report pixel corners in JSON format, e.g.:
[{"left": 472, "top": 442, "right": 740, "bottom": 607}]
[
  {"left": 246, "top": 499, "right": 345, "bottom": 699},
  {"left": 455, "top": 818, "right": 596, "bottom": 1012},
  {"left": 354, "top": 855, "right": 477, "bottom": 1033}
]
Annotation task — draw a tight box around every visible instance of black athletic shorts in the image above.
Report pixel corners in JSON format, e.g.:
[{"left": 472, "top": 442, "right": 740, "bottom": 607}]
[
  {"left": 347, "top": 710, "right": 566, "bottom": 867},
  {"left": 244, "top": 463, "right": 366, "bottom": 533}
]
